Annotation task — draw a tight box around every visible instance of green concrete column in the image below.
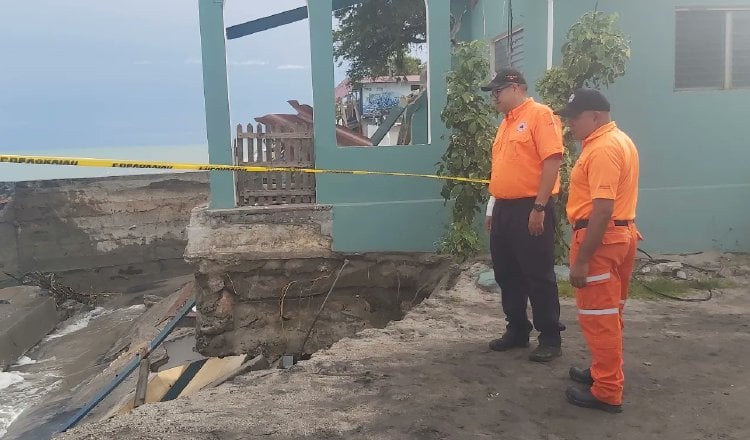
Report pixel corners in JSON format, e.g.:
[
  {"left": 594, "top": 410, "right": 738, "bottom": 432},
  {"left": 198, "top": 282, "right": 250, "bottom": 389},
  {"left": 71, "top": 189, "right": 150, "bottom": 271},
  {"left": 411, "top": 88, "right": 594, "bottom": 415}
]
[
  {"left": 199, "top": 0, "right": 235, "bottom": 209},
  {"left": 307, "top": 0, "right": 337, "bottom": 160},
  {"left": 425, "top": 0, "right": 451, "bottom": 144}
]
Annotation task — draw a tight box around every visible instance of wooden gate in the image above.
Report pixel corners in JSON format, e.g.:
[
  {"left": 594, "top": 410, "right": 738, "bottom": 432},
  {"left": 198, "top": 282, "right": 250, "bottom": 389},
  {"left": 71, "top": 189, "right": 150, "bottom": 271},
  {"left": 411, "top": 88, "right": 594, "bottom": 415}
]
[{"left": 233, "top": 123, "right": 315, "bottom": 206}]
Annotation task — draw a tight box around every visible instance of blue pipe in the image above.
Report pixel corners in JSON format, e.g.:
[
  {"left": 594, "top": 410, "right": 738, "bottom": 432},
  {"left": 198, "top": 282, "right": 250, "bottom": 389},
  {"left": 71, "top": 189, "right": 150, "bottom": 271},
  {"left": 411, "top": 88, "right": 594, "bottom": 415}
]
[{"left": 59, "top": 297, "right": 196, "bottom": 432}]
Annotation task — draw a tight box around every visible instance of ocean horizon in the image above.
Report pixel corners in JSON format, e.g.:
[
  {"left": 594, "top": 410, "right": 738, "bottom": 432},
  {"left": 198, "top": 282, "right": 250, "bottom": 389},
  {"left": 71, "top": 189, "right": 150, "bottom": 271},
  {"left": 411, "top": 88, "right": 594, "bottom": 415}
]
[{"left": 0, "top": 144, "right": 210, "bottom": 182}]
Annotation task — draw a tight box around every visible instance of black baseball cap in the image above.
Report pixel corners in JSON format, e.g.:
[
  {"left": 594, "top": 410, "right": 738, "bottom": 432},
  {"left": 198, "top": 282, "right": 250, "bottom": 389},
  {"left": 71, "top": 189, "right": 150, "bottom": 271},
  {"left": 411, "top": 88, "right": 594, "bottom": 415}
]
[
  {"left": 555, "top": 88, "right": 611, "bottom": 118},
  {"left": 481, "top": 68, "right": 527, "bottom": 91}
]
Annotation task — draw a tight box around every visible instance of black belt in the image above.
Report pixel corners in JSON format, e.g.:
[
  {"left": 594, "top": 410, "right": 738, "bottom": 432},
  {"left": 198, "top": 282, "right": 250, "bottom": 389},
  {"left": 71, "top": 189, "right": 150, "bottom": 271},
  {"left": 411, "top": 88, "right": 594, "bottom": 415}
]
[
  {"left": 494, "top": 197, "right": 536, "bottom": 206},
  {"left": 494, "top": 197, "right": 556, "bottom": 207},
  {"left": 573, "top": 219, "right": 630, "bottom": 231}
]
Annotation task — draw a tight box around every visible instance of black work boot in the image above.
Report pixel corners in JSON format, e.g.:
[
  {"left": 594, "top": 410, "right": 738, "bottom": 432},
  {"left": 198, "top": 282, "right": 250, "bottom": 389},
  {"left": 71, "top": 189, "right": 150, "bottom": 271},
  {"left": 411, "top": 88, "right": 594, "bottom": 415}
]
[
  {"left": 529, "top": 345, "right": 562, "bottom": 362},
  {"left": 569, "top": 366, "right": 594, "bottom": 385},
  {"left": 488, "top": 332, "right": 530, "bottom": 352},
  {"left": 565, "top": 386, "right": 622, "bottom": 413}
]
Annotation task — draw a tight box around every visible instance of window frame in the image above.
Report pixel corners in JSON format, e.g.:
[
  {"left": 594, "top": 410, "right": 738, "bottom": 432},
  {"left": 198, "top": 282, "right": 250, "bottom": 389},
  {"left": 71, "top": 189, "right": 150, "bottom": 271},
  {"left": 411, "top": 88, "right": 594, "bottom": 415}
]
[
  {"left": 674, "top": 6, "right": 750, "bottom": 91},
  {"left": 490, "top": 26, "right": 524, "bottom": 76}
]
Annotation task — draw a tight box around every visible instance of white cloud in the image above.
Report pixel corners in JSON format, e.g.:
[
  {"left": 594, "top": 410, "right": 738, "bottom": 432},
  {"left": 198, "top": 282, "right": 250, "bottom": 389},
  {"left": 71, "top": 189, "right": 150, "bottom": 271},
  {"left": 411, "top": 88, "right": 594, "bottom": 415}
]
[
  {"left": 133, "top": 60, "right": 152, "bottom": 65},
  {"left": 231, "top": 59, "right": 269, "bottom": 66},
  {"left": 277, "top": 64, "right": 308, "bottom": 70},
  {"left": 184, "top": 58, "right": 271, "bottom": 67}
]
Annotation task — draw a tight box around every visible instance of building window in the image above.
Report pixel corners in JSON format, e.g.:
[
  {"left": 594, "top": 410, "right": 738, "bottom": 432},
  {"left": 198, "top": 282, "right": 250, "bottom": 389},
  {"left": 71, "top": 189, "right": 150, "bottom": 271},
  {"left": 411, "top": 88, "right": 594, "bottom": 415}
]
[
  {"left": 675, "top": 7, "right": 750, "bottom": 90},
  {"left": 492, "top": 28, "right": 524, "bottom": 75}
]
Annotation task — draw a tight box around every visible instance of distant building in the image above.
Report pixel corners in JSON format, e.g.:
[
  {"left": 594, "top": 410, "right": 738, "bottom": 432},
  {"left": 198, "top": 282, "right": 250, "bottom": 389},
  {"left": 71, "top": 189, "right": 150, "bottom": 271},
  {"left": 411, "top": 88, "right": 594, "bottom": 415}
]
[{"left": 335, "top": 75, "right": 423, "bottom": 146}]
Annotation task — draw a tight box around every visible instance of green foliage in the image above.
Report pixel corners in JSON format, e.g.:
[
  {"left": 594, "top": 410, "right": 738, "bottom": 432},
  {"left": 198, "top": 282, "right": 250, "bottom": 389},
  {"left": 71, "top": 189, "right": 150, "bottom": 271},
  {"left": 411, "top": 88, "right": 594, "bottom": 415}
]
[
  {"left": 437, "top": 41, "right": 497, "bottom": 262},
  {"left": 333, "top": 0, "right": 426, "bottom": 84},
  {"left": 536, "top": 11, "right": 631, "bottom": 262},
  {"left": 562, "top": 12, "right": 631, "bottom": 88},
  {"left": 437, "top": 219, "right": 484, "bottom": 261},
  {"left": 388, "top": 55, "right": 423, "bottom": 77}
]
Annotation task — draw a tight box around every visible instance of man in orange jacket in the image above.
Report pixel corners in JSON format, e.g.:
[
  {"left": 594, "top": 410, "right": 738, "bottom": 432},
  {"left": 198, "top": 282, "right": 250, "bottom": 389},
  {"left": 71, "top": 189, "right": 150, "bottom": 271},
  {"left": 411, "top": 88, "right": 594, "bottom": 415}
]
[
  {"left": 482, "top": 68, "right": 564, "bottom": 362},
  {"left": 557, "top": 89, "right": 641, "bottom": 413}
]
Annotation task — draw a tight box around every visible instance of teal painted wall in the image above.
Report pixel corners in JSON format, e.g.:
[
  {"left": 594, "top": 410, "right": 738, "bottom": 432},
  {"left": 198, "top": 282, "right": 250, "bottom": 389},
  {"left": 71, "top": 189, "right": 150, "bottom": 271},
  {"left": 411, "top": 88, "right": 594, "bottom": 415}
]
[
  {"left": 198, "top": 0, "right": 235, "bottom": 209},
  {"left": 548, "top": 0, "right": 750, "bottom": 252},
  {"left": 210, "top": 0, "right": 748, "bottom": 253},
  {"left": 309, "top": 0, "right": 453, "bottom": 252},
  {"left": 458, "top": 0, "right": 750, "bottom": 253},
  {"left": 308, "top": 0, "right": 551, "bottom": 252},
  {"left": 462, "top": 0, "right": 548, "bottom": 95}
]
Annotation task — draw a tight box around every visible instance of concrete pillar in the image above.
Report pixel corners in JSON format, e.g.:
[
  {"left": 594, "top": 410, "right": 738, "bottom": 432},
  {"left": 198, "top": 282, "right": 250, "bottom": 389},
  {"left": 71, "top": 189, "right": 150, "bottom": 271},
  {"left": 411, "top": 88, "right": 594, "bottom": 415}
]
[
  {"left": 308, "top": 0, "right": 337, "bottom": 154},
  {"left": 199, "top": 0, "right": 235, "bottom": 209}
]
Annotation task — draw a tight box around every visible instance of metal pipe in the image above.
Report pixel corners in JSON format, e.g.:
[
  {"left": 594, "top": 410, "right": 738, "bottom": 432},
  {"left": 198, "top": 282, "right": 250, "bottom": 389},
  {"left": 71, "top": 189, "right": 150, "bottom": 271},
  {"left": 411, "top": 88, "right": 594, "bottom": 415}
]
[
  {"left": 60, "top": 297, "right": 196, "bottom": 432},
  {"left": 547, "top": 0, "right": 554, "bottom": 69}
]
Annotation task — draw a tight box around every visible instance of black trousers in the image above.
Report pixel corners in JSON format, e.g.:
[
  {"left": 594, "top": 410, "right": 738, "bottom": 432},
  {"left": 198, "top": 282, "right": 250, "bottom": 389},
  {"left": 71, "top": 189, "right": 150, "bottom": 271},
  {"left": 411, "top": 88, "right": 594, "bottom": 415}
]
[{"left": 490, "top": 197, "right": 561, "bottom": 347}]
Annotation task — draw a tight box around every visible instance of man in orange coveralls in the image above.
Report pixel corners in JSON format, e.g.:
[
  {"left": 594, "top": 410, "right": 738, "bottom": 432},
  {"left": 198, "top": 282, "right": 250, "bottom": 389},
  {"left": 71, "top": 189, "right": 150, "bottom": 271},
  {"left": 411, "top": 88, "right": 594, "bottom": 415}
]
[{"left": 556, "top": 89, "right": 641, "bottom": 413}]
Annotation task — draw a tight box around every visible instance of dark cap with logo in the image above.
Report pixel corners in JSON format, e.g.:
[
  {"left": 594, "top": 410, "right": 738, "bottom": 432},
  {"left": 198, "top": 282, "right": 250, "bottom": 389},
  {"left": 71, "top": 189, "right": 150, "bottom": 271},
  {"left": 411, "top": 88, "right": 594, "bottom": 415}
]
[
  {"left": 555, "top": 88, "right": 611, "bottom": 117},
  {"left": 481, "top": 68, "right": 527, "bottom": 91}
]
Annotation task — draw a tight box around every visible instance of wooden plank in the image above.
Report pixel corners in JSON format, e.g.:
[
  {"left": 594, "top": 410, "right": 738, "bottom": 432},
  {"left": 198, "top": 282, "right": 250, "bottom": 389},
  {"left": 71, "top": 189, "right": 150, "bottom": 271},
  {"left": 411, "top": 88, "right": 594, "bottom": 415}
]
[
  {"left": 291, "top": 136, "right": 300, "bottom": 164},
  {"left": 247, "top": 124, "right": 256, "bottom": 163},
  {"left": 270, "top": 140, "right": 280, "bottom": 197},
  {"left": 250, "top": 126, "right": 262, "bottom": 199},
  {"left": 257, "top": 124, "right": 268, "bottom": 205},
  {"left": 133, "top": 348, "right": 150, "bottom": 408},
  {"left": 234, "top": 119, "right": 316, "bottom": 206},
  {"left": 206, "top": 355, "right": 271, "bottom": 388},
  {"left": 308, "top": 173, "right": 317, "bottom": 204},
  {"left": 256, "top": 124, "right": 265, "bottom": 162},
  {"left": 236, "top": 132, "right": 312, "bottom": 140},
  {"left": 234, "top": 124, "right": 242, "bottom": 164},
  {"left": 146, "top": 365, "right": 188, "bottom": 403},
  {"left": 275, "top": 131, "right": 286, "bottom": 198},
  {"left": 233, "top": 125, "right": 245, "bottom": 206}
]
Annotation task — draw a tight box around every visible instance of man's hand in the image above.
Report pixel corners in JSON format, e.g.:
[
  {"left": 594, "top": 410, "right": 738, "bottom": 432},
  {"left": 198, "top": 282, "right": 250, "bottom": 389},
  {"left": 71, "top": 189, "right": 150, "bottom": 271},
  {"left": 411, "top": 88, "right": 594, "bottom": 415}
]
[
  {"left": 485, "top": 216, "right": 492, "bottom": 233},
  {"left": 528, "top": 210, "right": 545, "bottom": 236},
  {"left": 569, "top": 262, "right": 589, "bottom": 288}
]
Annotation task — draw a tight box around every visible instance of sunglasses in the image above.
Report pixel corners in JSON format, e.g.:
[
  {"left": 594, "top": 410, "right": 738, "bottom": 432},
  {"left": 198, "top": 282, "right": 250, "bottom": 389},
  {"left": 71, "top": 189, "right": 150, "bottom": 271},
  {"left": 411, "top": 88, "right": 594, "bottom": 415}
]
[{"left": 491, "top": 84, "right": 515, "bottom": 97}]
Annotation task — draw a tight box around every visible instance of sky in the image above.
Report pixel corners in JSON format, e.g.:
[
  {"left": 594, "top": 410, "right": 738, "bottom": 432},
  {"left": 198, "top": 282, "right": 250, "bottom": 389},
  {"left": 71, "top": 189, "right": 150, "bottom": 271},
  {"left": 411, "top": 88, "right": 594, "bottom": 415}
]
[{"left": 0, "top": 0, "right": 340, "bottom": 151}]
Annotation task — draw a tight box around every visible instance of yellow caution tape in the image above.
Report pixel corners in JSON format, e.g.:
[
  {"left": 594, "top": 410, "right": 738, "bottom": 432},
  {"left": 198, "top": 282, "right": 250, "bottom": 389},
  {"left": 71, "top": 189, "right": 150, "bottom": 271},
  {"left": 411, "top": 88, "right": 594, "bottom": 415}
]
[{"left": 0, "top": 154, "right": 490, "bottom": 185}]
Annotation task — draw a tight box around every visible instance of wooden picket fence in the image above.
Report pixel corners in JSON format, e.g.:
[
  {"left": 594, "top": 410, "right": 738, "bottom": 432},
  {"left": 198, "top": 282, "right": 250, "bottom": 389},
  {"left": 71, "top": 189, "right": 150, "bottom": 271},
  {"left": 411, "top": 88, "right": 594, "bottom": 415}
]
[{"left": 233, "top": 123, "right": 315, "bottom": 206}]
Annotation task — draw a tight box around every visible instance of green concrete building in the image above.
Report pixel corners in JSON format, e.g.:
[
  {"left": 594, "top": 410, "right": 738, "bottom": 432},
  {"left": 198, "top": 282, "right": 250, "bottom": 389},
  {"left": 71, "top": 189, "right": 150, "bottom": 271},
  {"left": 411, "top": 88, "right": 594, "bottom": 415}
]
[{"left": 198, "top": 0, "right": 750, "bottom": 254}]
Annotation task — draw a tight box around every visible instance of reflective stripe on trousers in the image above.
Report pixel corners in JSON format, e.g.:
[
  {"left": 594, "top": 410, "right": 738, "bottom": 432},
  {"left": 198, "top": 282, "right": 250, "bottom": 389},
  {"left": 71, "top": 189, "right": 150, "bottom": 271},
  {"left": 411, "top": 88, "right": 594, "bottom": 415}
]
[{"left": 570, "top": 224, "right": 639, "bottom": 406}]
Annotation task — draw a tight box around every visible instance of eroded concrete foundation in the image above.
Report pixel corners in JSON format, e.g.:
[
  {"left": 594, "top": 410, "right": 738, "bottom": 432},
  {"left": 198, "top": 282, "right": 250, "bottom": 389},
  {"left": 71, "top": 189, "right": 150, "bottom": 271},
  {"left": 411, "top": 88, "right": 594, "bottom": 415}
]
[{"left": 185, "top": 205, "right": 454, "bottom": 360}]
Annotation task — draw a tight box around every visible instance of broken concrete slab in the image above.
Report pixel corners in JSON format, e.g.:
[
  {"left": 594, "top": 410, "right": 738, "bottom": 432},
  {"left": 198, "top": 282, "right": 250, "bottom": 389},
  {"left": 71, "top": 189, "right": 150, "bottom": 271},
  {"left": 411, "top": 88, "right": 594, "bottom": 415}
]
[
  {"left": 0, "top": 286, "right": 57, "bottom": 369},
  {"left": 184, "top": 205, "right": 334, "bottom": 262}
]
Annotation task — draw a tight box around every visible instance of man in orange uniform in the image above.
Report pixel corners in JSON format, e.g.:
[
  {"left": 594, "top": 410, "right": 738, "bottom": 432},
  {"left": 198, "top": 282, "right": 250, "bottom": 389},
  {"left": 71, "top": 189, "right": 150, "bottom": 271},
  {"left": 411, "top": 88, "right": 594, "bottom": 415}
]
[
  {"left": 481, "top": 68, "right": 564, "bottom": 362},
  {"left": 557, "top": 89, "right": 641, "bottom": 413}
]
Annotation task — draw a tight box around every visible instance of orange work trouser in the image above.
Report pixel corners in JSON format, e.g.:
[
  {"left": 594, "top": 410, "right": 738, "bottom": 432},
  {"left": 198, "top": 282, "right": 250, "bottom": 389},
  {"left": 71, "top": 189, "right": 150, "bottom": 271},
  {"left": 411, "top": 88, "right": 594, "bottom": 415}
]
[{"left": 570, "top": 222, "right": 640, "bottom": 405}]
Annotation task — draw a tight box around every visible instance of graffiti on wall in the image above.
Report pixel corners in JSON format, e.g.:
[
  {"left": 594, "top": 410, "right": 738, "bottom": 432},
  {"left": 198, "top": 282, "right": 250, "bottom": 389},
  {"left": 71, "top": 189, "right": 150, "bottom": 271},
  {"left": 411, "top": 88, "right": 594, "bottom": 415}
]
[{"left": 362, "top": 92, "right": 400, "bottom": 120}]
